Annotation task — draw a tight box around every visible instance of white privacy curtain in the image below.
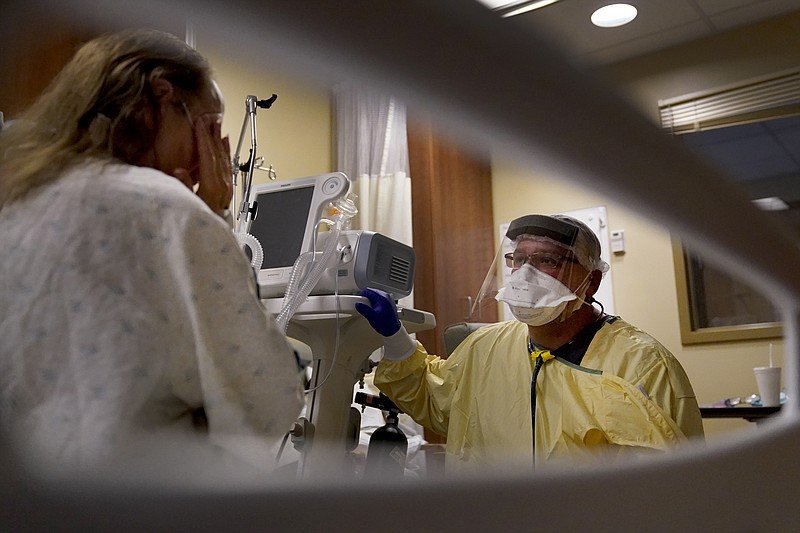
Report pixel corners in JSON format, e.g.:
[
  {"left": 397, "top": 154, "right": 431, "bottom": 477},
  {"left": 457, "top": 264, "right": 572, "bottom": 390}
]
[
  {"left": 334, "top": 86, "right": 413, "bottom": 247},
  {"left": 334, "top": 86, "right": 414, "bottom": 308}
]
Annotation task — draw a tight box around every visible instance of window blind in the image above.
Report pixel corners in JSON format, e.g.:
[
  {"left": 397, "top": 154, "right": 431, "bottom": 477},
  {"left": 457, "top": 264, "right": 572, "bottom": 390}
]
[{"left": 658, "top": 68, "right": 800, "bottom": 133}]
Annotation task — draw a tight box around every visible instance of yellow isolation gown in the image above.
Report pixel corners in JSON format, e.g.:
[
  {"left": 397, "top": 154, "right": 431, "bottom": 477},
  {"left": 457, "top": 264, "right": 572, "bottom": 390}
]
[{"left": 375, "top": 319, "right": 703, "bottom": 475}]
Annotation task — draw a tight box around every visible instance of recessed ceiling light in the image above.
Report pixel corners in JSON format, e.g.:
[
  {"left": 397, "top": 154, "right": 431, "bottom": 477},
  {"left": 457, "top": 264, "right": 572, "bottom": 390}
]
[{"left": 591, "top": 3, "right": 638, "bottom": 28}]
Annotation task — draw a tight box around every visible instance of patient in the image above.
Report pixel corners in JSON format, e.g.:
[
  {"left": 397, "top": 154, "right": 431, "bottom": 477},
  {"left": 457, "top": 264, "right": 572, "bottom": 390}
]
[{"left": 0, "top": 29, "right": 304, "bottom": 475}]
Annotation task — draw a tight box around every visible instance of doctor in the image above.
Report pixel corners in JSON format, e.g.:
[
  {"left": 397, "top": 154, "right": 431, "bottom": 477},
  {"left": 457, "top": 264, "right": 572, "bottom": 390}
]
[{"left": 356, "top": 214, "right": 704, "bottom": 474}]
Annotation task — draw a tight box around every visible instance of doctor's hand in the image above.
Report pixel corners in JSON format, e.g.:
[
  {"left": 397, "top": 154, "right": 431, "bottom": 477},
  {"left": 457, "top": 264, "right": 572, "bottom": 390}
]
[{"left": 355, "top": 288, "right": 401, "bottom": 337}]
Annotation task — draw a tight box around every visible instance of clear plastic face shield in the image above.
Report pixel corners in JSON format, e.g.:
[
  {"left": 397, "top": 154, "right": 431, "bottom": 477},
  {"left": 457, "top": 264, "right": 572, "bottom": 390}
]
[{"left": 470, "top": 214, "right": 609, "bottom": 325}]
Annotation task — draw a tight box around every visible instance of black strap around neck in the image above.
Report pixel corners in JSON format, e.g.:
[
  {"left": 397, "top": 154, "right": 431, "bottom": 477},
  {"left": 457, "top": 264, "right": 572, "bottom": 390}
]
[
  {"left": 550, "top": 314, "right": 617, "bottom": 365},
  {"left": 528, "top": 314, "right": 618, "bottom": 464}
]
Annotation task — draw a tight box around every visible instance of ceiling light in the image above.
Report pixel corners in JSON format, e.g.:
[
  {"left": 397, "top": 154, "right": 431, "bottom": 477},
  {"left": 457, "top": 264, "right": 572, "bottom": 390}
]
[
  {"left": 591, "top": 3, "right": 638, "bottom": 28},
  {"left": 501, "top": 0, "right": 562, "bottom": 18},
  {"left": 474, "top": 0, "right": 519, "bottom": 8},
  {"left": 474, "top": 0, "right": 563, "bottom": 18},
  {"left": 752, "top": 197, "right": 790, "bottom": 211}
]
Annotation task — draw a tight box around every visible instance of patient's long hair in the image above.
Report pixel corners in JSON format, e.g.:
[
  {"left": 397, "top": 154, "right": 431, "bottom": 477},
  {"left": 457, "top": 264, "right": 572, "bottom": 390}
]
[{"left": 0, "top": 28, "right": 211, "bottom": 207}]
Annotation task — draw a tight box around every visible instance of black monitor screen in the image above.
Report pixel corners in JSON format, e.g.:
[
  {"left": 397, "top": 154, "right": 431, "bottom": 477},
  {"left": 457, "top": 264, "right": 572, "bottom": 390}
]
[{"left": 249, "top": 185, "right": 315, "bottom": 269}]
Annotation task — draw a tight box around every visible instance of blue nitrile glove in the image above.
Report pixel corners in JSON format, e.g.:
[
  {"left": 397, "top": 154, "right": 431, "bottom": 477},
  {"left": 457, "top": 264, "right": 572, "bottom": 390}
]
[
  {"left": 356, "top": 288, "right": 417, "bottom": 361},
  {"left": 355, "top": 288, "right": 401, "bottom": 337}
]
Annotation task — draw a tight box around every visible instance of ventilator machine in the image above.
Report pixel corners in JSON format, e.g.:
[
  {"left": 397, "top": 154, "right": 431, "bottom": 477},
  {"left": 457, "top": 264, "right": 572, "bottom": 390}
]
[{"left": 230, "top": 94, "right": 434, "bottom": 479}]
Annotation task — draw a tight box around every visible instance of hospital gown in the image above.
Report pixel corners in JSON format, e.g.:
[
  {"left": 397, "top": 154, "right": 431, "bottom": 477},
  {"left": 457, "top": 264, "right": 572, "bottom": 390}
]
[{"left": 0, "top": 161, "right": 305, "bottom": 474}]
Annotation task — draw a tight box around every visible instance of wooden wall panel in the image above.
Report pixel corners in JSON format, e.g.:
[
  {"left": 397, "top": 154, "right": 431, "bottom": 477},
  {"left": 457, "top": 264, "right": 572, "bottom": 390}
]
[
  {"left": 1, "top": 11, "right": 185, "bottom": 119},
  {"left": 408, "top": 116, "right": 498, "bottom": 359},
  {"left": 408, "top": 115, "right": 497, "bottom": 445}
]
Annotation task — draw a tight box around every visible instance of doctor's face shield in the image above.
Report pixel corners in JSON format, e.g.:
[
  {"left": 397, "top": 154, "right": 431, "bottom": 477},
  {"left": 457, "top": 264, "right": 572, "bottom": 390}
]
[{"left": 470, "top": 214, "right": 610, "bottom": 323}]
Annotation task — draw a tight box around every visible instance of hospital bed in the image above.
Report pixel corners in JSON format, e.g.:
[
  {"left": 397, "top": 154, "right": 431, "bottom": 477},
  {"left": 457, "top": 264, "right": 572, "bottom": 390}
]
[{"left": 2, "top": 0, "right": 799, "bottom": 531}]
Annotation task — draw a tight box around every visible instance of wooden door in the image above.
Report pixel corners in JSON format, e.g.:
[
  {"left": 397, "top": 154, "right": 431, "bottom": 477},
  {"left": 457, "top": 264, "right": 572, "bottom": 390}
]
[
  {"left": 0, "top": 12, "right": 185, "bottom": 120},
  {"left": 408, "top": 116, "right": 498, "bottom": 360},
  {"left": 0, "top": 15, "right": 93, "bottom": 118},
  {"left": 408, "top": 115, "right": 497, "bottom": 447}
]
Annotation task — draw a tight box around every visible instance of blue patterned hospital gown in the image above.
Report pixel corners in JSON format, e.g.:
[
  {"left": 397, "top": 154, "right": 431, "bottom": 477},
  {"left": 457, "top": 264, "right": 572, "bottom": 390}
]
[{"left": 0, "top": 161, "right": 304, "bottom": 475}]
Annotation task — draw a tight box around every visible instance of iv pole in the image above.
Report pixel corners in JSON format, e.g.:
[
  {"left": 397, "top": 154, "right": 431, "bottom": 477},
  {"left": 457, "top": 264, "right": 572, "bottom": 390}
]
[{"left": 231, "top": 94, "right": 277, "bottom": 233}]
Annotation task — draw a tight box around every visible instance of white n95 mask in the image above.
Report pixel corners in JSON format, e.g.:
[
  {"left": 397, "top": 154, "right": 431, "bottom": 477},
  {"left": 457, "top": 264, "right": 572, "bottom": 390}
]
[{"left": 495, "top": 264, "right": 577, "bottom": 326}]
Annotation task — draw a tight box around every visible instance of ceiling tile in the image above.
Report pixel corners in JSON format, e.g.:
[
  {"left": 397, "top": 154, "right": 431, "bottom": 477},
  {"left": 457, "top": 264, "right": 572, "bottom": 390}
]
[
  {"left": 495, "top": 0, "right": 800, "bottom": 64},
  {"left": 706, "top": 0, "right": 800, "bottom": 30}
]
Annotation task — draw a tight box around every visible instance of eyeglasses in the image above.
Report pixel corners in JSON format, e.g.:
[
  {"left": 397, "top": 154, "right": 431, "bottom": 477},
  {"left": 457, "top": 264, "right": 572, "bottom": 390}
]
[
  {"left": 504, "top": 251, "right": 574, "bottom": 270},
  {"left": 177, "top": 100, "right": 224, "bottom": 179},
  {"left": 179, "top": 100, "right": 223, "bottom": 128}
]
